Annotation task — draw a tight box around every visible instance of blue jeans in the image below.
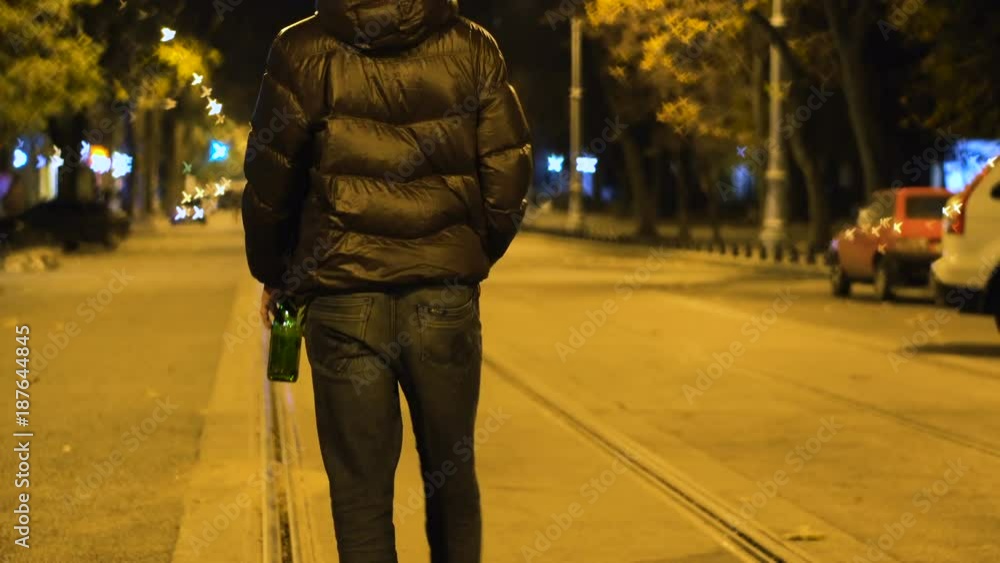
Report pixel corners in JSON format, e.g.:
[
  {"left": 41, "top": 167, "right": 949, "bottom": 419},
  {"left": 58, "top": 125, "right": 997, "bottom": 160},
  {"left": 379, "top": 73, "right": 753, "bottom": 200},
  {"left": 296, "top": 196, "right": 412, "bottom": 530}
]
[{"left": 304, "top": 283, "right": 483, "bottom": 563}]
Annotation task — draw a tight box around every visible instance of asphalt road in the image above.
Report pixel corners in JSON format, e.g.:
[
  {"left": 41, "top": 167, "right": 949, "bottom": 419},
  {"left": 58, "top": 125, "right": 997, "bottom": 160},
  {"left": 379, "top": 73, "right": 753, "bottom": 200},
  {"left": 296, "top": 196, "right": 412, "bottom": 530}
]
[{"left": 1, "top": 221, "right": 997, "bottom": 562}]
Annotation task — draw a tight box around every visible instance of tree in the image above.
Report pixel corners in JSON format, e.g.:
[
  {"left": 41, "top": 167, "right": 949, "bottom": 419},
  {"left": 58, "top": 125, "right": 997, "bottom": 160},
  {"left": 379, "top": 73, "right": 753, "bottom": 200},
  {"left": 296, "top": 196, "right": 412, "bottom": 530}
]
[
  {"left": 821, "top": 0, "right": 888, "bottom": 198},
  {"left": 80, "top": 0, "right": 218, "bottom": 216},
  {"left": 891, "top": 0, "right": 1000, "bottom": 135},
  {"left": 0, "top": 0, "right": 104, "bottom": 143},
  {"left": 745, "top": 2, "right": 845, "bottom": 249},
  {"left": 1, "top": 1, "right": 105, "bottom": 202},
  {"left": 589, "top": 0, "right": 766, "bottom": 242}
]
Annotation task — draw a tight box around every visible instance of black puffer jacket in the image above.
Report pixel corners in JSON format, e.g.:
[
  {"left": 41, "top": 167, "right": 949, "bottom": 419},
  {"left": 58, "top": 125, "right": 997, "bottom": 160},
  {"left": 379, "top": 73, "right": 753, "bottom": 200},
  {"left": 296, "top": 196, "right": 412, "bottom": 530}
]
[{"left": 241, "top": 0, "right": 533, "bottom": 295}]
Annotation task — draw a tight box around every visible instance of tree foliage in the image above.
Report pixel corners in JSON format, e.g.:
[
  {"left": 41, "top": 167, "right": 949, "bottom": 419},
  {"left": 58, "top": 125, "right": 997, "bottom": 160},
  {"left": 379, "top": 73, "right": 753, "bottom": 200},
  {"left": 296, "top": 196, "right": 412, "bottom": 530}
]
[
  {"left": 891, "top": 0, "right": 1000, "bottom": 134},
  {"left": 589, "top": 0, "right": 766, "bottom": 147},
  {"left": 0, "top": 0, "right": 104, "bottom": 143}
]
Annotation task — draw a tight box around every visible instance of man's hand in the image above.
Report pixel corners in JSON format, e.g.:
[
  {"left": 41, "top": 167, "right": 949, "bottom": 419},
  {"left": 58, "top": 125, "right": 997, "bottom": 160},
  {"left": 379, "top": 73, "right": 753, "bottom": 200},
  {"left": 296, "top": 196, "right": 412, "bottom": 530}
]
[{"left": 260, "top": 286, "right": 283, "bottom": 325}]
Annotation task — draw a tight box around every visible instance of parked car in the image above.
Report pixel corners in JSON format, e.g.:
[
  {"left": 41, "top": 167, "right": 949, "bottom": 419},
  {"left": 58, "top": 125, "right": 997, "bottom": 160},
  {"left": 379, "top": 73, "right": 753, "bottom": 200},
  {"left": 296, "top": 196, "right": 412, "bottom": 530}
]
[
  {"left": 829, "top": 187, "right": 952, "bottom": 301},
  {"left": 15, "top": 200, "right": 131, "bottom": 251},
  {"left": 931, "top": 162, "right": 1000, "bottom": 329}
]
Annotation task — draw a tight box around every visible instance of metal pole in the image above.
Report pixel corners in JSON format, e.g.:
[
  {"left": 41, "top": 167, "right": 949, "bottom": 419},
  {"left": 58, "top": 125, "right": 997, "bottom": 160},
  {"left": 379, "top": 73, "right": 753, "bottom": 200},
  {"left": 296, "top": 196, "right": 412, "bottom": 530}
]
[
  {"left": 567, "top": 15, "right": 585, "bottom": 233},
  {"left": 760, "top": 0, "right": 788, "bottom": 252}
]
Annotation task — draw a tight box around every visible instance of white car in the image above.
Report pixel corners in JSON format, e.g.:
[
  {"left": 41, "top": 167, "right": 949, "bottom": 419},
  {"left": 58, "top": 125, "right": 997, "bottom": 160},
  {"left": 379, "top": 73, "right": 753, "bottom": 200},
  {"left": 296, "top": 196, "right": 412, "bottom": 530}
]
[{"left": 931, "top": 162, "right": 1000, "bottom": 329}]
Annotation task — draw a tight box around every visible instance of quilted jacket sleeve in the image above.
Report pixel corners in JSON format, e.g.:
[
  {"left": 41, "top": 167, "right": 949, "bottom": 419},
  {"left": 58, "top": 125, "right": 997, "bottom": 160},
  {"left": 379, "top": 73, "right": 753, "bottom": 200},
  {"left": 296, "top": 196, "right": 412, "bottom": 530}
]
[
  {"left": 241, "top": 35, "right": 312, "bottom": 288},
  {"left": 475, "top": 33, "right": 533, "bottom": 265}
]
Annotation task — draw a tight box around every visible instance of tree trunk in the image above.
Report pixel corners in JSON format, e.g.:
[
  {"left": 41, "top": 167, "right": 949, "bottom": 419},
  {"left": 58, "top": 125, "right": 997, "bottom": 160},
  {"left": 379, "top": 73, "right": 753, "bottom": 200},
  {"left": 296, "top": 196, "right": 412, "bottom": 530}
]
[
  {"left": 144, "top": 109, "right": 163, "bottom": 217},
  {"left": 700, "top": 167, "right": 723, "bottom": 244},
  {"left": 162, "top": 112, "right": 182, "bottom": 215},
  {"left": 124, "top": 111, "right": 144, "bottom": 218},
  {"left": 674, "top": 142, "right": 694, "bottom": 242},
  {"left": 787, "top": 125, "right": 830, "bottom": 251},
  {"left": 48, "top": 113, "right": 88, "bottom": 202},
  {"left": 823, "top": 0, "right": 885, "bottom": 198},
  {"left": 622, "top": 132, "right": 657, "bottom": 239}
]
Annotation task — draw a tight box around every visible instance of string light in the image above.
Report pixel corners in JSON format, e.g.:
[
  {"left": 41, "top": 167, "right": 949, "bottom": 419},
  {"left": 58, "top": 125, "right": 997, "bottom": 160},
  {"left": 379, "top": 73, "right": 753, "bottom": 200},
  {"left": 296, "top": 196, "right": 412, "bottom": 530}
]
[
  {"left": 161, "top": 27, "right": 176, "bottom": 42},
  {"left": 209, "top": 140, "right": 230, "bottom": 162}
]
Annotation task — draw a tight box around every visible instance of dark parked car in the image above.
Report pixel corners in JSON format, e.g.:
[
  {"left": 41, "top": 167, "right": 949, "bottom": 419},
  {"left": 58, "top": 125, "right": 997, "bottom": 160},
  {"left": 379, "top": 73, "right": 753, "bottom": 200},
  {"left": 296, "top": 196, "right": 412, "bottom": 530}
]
[{"left": 13, "top": 200, "right": 131, "bottom": 251}]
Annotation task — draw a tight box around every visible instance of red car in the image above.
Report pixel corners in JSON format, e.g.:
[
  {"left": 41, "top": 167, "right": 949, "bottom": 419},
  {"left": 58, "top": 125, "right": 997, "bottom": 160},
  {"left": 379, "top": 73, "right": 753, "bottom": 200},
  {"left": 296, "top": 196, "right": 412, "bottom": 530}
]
[{"left": 830, "top": 187, "right": 953, "bottom": 300}]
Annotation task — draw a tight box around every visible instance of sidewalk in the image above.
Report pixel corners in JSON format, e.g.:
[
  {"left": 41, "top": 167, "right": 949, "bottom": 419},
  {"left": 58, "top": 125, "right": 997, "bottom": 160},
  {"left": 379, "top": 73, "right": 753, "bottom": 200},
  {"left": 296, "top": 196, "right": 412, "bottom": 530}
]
[{"left": 524, "top": 209, "right": 830, "bottom": 274}]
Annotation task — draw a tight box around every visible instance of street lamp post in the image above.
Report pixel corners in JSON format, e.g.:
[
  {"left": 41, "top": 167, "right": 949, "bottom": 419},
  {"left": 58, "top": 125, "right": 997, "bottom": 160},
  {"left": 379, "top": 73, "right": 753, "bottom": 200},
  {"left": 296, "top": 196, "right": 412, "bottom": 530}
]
[
  {"left": 760, "top": 0, "right": 788, "bottom": 253},
  {"left": 567, "top": 15, "right": 585, "bottom": 233}
]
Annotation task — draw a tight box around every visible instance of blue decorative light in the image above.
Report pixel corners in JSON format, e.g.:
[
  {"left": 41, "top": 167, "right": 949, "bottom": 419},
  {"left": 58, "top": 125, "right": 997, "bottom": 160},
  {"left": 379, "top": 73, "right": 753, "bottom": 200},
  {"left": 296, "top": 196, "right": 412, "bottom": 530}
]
[
  {"left": 547, "top": 154, "right": 565, "bottom": 173},
  {"left": 36, "top": 155, "right": 48, "bottom": 169},
  {"left": 12, "top": 149, "right": 28, "bottom": 169},
  {"left": 208, "top": 140, "right": 230, "bottom": 162},
  {"left": 111, "top": 152, "right": 133, "bottom": 179},
  {"left": 576, "top": 156, "right": 598, "bottom": 174},
  {"left": 174, "top": 206, "right": 188, "bottom": 221},
  {"left": 80, "top": 141, "right": 91, "bottom": 160},
  {"left": 192, "top": 206, "right": 205, "bottom": 220},
  {"left": 943, "top": 139, "right": 1000, "bottom": 193}
]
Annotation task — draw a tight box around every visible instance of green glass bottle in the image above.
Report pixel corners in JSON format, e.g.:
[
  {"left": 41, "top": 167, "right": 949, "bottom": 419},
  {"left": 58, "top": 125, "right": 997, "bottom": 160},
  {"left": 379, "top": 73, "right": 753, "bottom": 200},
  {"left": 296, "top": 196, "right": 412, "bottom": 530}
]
[{"left": 267, "top": 298, "right": 303, "bottom": 383}]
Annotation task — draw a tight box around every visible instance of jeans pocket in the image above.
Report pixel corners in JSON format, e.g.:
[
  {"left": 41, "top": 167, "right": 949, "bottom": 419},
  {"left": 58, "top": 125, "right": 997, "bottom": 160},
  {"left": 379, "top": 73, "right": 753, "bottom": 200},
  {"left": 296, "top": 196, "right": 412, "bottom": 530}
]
[
  {"left": 417, "top": 290, "right": 481, "bottom": 367},
  {"left": 305, "top": 296, "right": 373, "bottom": 378}
]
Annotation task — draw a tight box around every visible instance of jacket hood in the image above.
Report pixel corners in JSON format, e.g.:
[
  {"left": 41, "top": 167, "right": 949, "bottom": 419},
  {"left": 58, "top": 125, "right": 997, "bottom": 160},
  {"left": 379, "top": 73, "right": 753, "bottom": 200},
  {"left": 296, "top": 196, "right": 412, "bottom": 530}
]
[{"left": 316, "top": 0, "right": 459, "bottom": 52}]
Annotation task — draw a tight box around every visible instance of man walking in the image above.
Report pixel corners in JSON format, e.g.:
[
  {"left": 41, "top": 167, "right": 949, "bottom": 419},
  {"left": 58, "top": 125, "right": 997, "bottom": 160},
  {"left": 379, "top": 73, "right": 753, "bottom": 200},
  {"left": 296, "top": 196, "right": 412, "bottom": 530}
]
[{"left": 241, "top": 1, "right": 532, "bottom": 561}]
